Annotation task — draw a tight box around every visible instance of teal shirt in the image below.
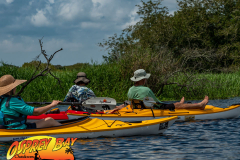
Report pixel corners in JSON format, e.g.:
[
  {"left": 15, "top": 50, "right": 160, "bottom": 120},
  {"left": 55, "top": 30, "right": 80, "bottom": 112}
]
[
  {"left": 0, "top": 97, "right": 34, "bottom": 129},
  {"left": 127, "top": 85, "right": 162, "bottom": 103}
]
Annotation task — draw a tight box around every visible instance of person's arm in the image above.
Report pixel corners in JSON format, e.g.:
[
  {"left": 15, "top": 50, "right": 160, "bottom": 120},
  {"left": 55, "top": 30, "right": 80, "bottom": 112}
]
[
  {"left": 147, "top": 89, "right": 162, "bottom": 104},
  {"left": 32, "top": 100, "right": 61, "bottom": 116},
  {"left": 87, "top": 89, "right": 96, "bottom": 98}
]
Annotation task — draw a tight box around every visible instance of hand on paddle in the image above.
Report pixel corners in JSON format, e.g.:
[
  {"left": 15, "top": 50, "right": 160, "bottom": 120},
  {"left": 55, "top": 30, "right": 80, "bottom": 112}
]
[{"left": 50, "top": 100, "right": 62, "bottom": 107}]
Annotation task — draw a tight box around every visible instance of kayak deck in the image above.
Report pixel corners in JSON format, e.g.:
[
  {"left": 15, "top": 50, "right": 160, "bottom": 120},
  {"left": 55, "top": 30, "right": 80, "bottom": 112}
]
[
  {"left": 67, "top": 104, "right": 240, "bottom": 119},
  {"left": 0, "top": 116, "right": 177, "bottom": 137}
]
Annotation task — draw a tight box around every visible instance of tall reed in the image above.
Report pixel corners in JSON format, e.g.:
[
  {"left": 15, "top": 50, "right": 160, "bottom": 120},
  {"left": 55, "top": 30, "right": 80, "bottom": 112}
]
[{"left": 1, "top": 62, "right": 240, "bottom": 102}]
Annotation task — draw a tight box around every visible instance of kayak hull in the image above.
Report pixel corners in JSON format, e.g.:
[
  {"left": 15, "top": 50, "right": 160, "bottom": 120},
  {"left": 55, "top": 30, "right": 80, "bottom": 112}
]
[
  {"left": 0, "top": 116, "right": 177, "bottom": 142},
  {"left": 67, "top": 104, "right": 240, "bottom": 121}
]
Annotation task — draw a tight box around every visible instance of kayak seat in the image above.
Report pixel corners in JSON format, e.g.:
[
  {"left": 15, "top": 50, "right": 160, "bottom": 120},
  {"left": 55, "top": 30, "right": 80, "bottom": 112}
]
[
  {"left": 131, "top": 99, "right": 147, "bottom": 109},
  {"left": 0, "top": 125, "right": 5, "bottom": 129},
  {"left": 124, "top": 100, "right": 131, "bottom": 106},
  {"left": 60, "top": 116, "right": 90, "bottom": 125},
  {"left": 46, "top": 108, "right": 60, "bottom": 114}
]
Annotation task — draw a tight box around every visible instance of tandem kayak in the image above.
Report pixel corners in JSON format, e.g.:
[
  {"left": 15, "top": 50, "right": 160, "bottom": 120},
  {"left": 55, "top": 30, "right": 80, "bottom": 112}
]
[
  {"left": 66, "top": 104, "right": 240, "bottom": 121},
  {"left": 0, "top": 116, "right": 177, "bottom": 142}
]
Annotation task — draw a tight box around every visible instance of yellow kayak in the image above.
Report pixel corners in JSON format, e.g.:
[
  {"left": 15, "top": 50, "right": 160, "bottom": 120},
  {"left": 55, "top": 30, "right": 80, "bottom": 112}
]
[
  {"left": 67, "top": 104, "right": 240, "bottom": 121},
  {"left": 0, "top": 116, "right": 177, "bottom": 142}
]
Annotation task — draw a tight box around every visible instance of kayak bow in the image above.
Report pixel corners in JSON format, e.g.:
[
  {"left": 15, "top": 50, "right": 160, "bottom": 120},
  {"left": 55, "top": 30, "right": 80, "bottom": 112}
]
[{"left": 0, "top": 116, "right": 177, "bottom": 142}]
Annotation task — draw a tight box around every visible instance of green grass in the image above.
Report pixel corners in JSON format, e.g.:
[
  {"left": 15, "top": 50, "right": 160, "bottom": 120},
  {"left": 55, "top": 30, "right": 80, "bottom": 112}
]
[
  {"left": 160, "top": 71, "right": 240, "bottom": 101},
  {"left": 1, "top": 62, "right": 240, "bottom": 102}
]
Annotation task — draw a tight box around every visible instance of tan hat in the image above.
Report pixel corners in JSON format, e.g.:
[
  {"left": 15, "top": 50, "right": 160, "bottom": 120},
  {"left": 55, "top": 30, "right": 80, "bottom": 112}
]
[
  {"left": 130, "top": 69, "right": 151, "bottom": 82},
  {"left": 74, "top": 72, "right": 90, "bottom": 84},
  {"left": 0, "top": 75, "right": 27, "bottom": 96}
]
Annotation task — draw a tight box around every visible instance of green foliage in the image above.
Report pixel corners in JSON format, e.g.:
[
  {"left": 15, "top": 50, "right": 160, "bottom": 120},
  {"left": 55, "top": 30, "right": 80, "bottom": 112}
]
[
  {"left": 22, "top": 61, "right": 58, "bottom": 71},
  {"left": 98, "top": 0, "right": 240, "bottom": 98},
  {"left": 100, "top": 0, "right": 240, "bottom": 69},
  {"left": 0, "top": 62, "right": 131, "bottom": 102},
  {"left": 64, "top": 63, "right": 90, "bottom": 70},
  {"left": 2, "top": 62, "right": 240, "bottom": 102}
]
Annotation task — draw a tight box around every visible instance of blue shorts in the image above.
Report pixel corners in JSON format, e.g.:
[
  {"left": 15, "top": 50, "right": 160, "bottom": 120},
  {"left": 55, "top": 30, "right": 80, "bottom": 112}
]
[{"left": 26, "top": 122, "right": 37, "bottom": 129}]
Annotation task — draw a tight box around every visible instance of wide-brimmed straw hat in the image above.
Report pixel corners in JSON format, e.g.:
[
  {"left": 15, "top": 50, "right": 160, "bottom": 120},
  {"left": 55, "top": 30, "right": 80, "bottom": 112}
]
[
  {"left": 74, "top": 72, "right": 90, "bottom": 84},
  {"left": 0, "top": 75, "right": 27, "bottom": 96},
  {"left": 130, "top": 69, "right": 151, "bottom": 82}
]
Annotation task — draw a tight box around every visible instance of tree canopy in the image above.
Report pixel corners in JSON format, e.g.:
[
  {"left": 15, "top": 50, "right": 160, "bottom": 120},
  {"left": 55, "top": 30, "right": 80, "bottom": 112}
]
[
  {"left": 98, "top": 0, "right": 240, "bottom": 97},
  {"left": 100, "top": 0, "right": 240, "bottom": 70}
]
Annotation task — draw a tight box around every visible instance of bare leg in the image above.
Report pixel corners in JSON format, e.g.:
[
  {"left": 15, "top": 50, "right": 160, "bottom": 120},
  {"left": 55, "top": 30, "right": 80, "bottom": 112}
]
[
  {"left": 106, "top": 104, "right": 125, "bottom": 114},
  {"left": 174, "top": 96, "right": 209, "bottom": 110},
  {"left": 115, "top": 104, "right": 125, "bottom": 110},
  {"left": 35, "top": 117, "right": 62, "bottom": 128}
]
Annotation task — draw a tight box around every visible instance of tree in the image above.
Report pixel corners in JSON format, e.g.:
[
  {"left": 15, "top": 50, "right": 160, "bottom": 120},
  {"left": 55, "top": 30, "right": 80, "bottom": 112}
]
[
  {"left": 100, "top": 0, "right": 240, "bottom": 69},
  {"left": 99, "top": 0, "right": 240, "bottom": 98}
]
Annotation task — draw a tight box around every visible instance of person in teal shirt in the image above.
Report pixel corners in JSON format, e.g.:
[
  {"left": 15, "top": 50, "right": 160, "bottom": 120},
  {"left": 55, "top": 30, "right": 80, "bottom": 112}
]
[
  {"left": 128, "top": 69, "right": 209, "bottom": 109},
  {"left": 0, "top": 75, "right": 62, "bottom": 129}
]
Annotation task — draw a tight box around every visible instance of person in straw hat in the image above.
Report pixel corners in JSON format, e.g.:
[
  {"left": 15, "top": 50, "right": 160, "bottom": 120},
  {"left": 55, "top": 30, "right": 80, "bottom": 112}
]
[
  {"left": 0, "top": 75, "right": 62, "bottom": 129},
  {"left": 127, "top": 69, "right": 209, "bottom": 110}
]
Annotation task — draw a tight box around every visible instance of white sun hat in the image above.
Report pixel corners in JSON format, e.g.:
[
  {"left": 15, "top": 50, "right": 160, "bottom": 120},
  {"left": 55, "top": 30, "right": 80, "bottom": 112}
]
[{"left": 130, "top": 69, "right": 151, "bottom": 82}]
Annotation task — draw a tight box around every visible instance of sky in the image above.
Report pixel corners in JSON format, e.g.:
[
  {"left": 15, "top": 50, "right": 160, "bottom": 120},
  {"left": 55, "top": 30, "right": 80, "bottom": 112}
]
[{"left": 0, "top": 0, "right": 178, "bottom": 67}]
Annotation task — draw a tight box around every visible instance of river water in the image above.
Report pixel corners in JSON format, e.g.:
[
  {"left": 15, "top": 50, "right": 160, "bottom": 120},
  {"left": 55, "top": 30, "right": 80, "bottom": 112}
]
[{"left": 0, "top": 97, "right": 240, "bottom": 160}]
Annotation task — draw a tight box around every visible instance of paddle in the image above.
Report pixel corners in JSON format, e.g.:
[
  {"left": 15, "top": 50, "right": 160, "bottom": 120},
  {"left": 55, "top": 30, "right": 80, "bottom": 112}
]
[
  {"left": 26, "top": 97, "right": 117, "bottom": 110},
  {"left": 26, "top": 102, "right": 83, "bottom": 105}
]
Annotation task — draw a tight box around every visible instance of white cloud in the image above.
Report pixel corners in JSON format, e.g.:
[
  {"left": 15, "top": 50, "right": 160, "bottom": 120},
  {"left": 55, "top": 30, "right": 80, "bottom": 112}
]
[
  {"left": 44, "top": 38, "right": 83, "bottom": 52},
  {"left": 0, "top": 0, "right": 179, "bottom": 66},
  {"left": 0, "top": 36, "right": 84, "bottom": 66},
  {"left": 81, "top": 22, "right": 101, "bottom": 29},
  {"left": 6, "top": 0, "right": 14, "bottom": 4},
  {"left": 31, "top": 9, "right": 51, "bottom": 27},
  {"left": 90, "top": 0, "right": 109, "bottom": 19},
  {"left": 90, "top": 0, "right": 123, "bottom": 21},
  {"left": 29, "top": 0, "right": 34, "bottom": 5},
  {"left": 58, "top": 1, "right": 87, "bottom": 21},
  {"left": 49, "top": 0, "right": 54, "bottom": 4},
  {"left": 0, "top": 37, "right": 37, "bottom": 63},
  {"left": 45, "top": 4, "right": 53, "bottom": 14},
  {"left": 121, "top": 6, "right": 140, "bottom": 29}
]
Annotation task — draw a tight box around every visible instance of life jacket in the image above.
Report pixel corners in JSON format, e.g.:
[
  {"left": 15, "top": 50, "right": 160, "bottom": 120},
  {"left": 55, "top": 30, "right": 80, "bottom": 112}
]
[
  {"left": 0, "top": 95, "right": 27, "bottom": 129},
  {"left": 131, "top": 99, "right": 147, "bottom": 109}
]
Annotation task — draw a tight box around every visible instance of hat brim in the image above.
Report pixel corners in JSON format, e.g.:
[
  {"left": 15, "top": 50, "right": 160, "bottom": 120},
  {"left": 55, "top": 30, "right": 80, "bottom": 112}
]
[
  {"left": 130, "top": 73, "right": 151, "bottom": 82},
  {"left": 0, "top": 79, "right": 27, "bottom": 96},
  {"left": 74, "top": 77, "right": 90, "bottom": 84}
]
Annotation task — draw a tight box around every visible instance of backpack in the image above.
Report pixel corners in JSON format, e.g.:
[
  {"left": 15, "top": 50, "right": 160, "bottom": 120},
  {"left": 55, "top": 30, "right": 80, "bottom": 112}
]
[{"left": 0, "top": 96, "right": 27, "bottom": 129}]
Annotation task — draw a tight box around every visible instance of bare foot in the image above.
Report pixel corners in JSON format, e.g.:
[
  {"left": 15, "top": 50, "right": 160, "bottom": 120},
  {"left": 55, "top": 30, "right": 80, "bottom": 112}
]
[
  {"left": 180, "top": 97, "right": 185, "bottom": 103},
  {"left": 200, "top": 96, "right": 209, "bottom": 110}
]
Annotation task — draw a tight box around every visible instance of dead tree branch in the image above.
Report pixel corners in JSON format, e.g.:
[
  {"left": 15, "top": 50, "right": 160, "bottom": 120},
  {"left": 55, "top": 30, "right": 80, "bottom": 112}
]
[{"left": 16, "top": 38, "right": 63, "bottom": 96}]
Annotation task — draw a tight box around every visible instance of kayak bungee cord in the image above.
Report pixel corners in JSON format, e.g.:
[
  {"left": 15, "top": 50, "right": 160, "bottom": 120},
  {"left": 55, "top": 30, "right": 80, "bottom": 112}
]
[
  {"left": 101, "top": 119, "right": 117, "bottom": 127},
  {"left": 150, "top": 108, "right": 155, "bottom": 118}
]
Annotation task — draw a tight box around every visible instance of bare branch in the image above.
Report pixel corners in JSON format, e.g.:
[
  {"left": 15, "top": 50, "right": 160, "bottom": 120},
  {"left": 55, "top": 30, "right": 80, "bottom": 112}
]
[{"left": 16, "top": 38, "right": 63, "bottom": 96}]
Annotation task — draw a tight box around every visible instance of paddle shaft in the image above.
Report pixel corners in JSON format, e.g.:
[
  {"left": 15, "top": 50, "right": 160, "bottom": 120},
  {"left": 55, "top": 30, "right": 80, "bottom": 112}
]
[{"left": 26, "top": 102, "right": 82, "bottom": 105}]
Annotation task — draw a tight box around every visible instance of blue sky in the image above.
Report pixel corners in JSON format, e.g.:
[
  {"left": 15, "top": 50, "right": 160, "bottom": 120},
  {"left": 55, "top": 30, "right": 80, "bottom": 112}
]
[{"left": 0, "top": 0, "right": 178, "bottom": 67}]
